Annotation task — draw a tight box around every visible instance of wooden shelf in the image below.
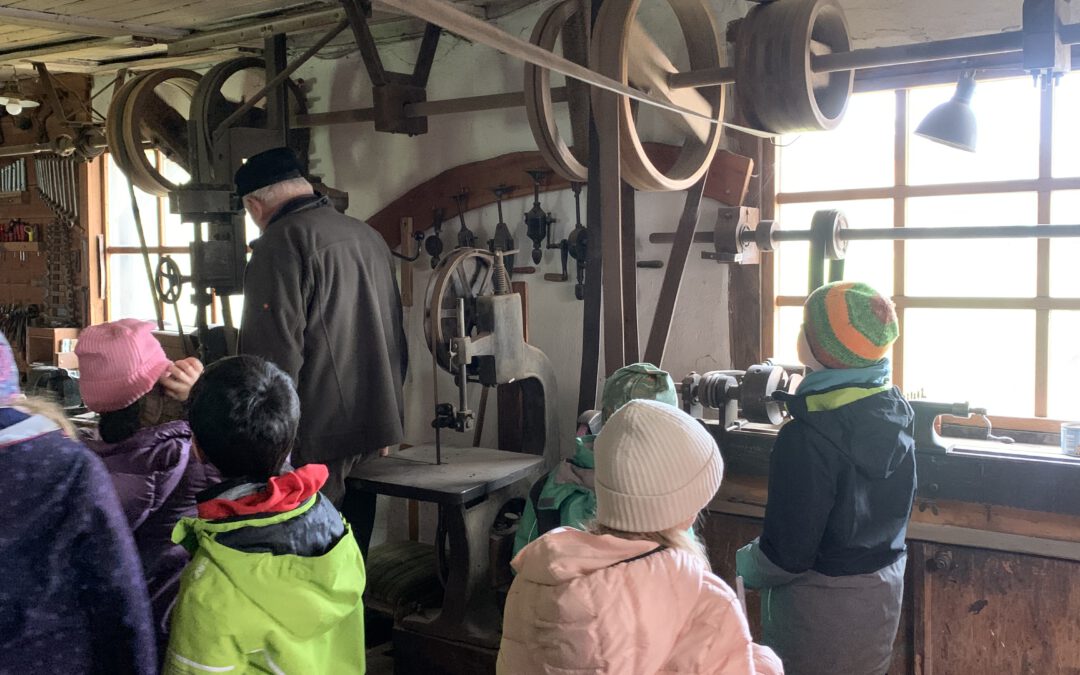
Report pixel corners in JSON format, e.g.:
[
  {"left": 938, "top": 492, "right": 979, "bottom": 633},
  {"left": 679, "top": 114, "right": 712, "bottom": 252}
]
[{"left": 0, "top": 242, "right": 42, "bottom": 252}]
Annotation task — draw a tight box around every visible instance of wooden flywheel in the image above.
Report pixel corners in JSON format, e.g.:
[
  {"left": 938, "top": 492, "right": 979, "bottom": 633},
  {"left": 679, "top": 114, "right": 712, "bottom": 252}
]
[{"left": 589, "top": 0, "right": 726, "bottom": 192}]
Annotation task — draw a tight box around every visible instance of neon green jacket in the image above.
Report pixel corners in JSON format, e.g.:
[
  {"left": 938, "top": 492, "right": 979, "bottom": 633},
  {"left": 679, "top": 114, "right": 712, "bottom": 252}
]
[{"left": 163, "top": 494, "right": 366, "bottom": 674}]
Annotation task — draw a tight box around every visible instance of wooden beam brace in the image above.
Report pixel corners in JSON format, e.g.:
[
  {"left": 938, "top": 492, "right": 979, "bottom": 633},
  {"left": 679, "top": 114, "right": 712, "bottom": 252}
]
[
  {"left": 643, "top": 175, "right": 708, "bottom": 367},
  {"left": 412, "top": 22, "right": 442, "bottom": 88},
  {"left": 340, "top": 0, "right": 389, "bottom": 86}
]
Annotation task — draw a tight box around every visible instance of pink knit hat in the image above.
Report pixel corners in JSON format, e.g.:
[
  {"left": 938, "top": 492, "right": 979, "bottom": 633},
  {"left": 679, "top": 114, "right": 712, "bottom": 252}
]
[{"left": 76, "top": 319, "right": 171, "bottom": 413}]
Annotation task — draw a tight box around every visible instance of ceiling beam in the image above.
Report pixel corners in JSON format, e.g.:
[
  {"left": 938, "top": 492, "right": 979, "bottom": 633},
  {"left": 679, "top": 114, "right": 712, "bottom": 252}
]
[
  {"left": 0, "top": 6, "right": 189, "bottom": 40},
  {"left": 0, "top": 37, "right": 119, "bottom": 63},
  {"left": 169, "top": 2, "right": 483, "bottom": 55}
]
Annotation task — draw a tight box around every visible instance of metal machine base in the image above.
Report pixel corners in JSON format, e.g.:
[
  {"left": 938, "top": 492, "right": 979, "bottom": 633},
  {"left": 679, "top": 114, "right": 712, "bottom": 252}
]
[{"left": 348, "top": 444, "right": 543, "bottom": 670}]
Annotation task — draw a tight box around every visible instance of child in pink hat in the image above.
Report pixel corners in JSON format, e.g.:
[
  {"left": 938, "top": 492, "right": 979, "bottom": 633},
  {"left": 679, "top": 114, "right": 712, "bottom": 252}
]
[{"left": 76, "top": 319, "right": 218, "bottom": 656}]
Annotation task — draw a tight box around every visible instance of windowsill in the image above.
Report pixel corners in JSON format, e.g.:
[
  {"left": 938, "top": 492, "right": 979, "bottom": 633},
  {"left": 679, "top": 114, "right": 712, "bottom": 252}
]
[{"left": 945, "top": 437, "right": 1080, "bottom": 463}]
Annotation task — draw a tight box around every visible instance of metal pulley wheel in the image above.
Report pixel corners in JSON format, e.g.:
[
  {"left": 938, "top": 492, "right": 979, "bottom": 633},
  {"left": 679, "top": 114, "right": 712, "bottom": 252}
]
[
  {"left": 156, "top": 256, "right": 188, "bottom": 305},
  {"left": 733, "top": 0, "right": 852, "bottom": 133},
  {"left": 811, "top": 208, "right": 849, "bottom": 260},
  {"left": 107, "top": 69, "right": 201, "bottom": 196},
  {"left": 189, "top": 57, "right": 310, "bottom": 183},
  {"left": 424, "top": 248, "right": 494, "bottom": 373},
  {"left": 755, "top": 220, "right": 781, "bottom": 253},
  {"left": 590, "top": 0, "right": 725, "bottom": 192},
  {"left": 524, "top": 0, "right": 590, "bottom": 182}
]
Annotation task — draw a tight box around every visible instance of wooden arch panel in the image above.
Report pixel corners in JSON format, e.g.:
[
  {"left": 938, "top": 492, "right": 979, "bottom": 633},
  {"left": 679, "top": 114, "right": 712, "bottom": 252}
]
[{"left": 366, "top": 143, "right": 753, "bottom": 249}]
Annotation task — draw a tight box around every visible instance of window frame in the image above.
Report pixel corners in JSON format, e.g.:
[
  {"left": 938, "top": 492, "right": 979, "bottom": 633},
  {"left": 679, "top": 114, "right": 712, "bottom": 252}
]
[
  {"left": 102, "top": 151, "right": 220, "bottom": 327},
  {"left": 767, "top": 80, "right": 1076, "bottom": 426}
]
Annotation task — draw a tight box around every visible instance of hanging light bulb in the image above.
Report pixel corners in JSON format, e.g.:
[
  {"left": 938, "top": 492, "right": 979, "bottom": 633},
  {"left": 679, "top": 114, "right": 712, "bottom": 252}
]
[{"left": 5, "top": 101, "right": 22, "bottom": 115}]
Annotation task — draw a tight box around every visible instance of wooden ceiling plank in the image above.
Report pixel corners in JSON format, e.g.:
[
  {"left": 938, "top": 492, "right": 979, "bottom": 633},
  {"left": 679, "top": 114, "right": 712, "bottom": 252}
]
[{"left": 0, "top": 6, "right": 188, "bottom": 39}]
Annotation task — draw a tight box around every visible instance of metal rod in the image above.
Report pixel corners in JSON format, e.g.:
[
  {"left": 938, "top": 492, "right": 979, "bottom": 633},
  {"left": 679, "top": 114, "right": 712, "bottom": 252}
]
[
  {"left": 670, "top": 23, "right": 1080, "bottom": 90},
  {"left": 667, "top": 66, "right": 736, "bottom": 90},
  {"left": 653, "top": 224, "right": 1080, "bottom": 245},
  {"left": 379, "top": 0, "right": 718, "bottom": 124},
  {"left": 455, "top": 297, "right": 468, "bottom": 414},
  {"left": 294, "top": 86, "right": 568, "bottom": 128},
  {"left": 783, "top": 224, "right": 1080, "bottom": 241},
  {"left": 212, "top": 19, "right": 349, "bottom": 143},
  {"left": 813, "top": 30, "right": 1024, "bottom": 75}
]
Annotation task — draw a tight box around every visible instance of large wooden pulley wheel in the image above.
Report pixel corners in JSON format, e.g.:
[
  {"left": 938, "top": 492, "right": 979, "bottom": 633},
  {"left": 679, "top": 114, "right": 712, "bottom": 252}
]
[
  {"left": 525, "top": 0, "right": 590, "bottom": 182},
  {"left": 733, "top": 0, "right": 852, "bottom": 133},
  {"left": 190, "top": 57, "right": 310, "bottom": 183},
  {"left": 590, "top": 0, "right": 725, "bottom": 192},
  {"left": 107, "top": 69, "right": 201, "bottom": 196},
  {"left": 424, "top": 248, "right": 494, "bottom": 373}
]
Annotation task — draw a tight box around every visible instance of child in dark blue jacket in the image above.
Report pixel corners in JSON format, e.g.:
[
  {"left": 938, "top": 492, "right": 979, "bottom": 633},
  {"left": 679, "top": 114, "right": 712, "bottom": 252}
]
[
  {"left": 737, "top": 282, "right": 916, "bottom": 675},
  {"left": 0, "top": 331, "right": 156, "bottom": 675}
]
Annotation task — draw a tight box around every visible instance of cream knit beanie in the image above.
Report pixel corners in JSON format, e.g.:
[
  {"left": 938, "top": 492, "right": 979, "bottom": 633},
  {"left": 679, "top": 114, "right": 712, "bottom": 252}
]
[{"left": 594, "top": 399, "right": 724, "bottom": 533}]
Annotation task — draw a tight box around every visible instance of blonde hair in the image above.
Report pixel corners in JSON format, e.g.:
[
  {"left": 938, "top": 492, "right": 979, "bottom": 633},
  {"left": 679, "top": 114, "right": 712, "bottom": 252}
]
[
  {"left": 12, "top": 396, "right": 77, "bottom": 438},
  {"left": 587, "top": 518, "right": 711, "bottom": 568}
]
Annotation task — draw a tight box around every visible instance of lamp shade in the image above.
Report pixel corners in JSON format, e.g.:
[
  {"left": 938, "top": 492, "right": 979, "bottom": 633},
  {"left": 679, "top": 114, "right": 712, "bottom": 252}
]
[{"left": 914, "top": 73, "right": 977, "bottom": 152}]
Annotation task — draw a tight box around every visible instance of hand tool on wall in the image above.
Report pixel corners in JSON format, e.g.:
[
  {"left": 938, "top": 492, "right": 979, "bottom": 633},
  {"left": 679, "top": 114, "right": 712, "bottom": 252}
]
[
  {"left": 426, "top": 207, "right": 446, "bottom": 269},
  {"left": 487, "top": 185, "right": 516, "bottom": 273},
  {"left": 524, "top": 169, "right": 556, "bottom": 264},
  {"left": 451, "top": 189, "right": 477, "bottom": 249}
]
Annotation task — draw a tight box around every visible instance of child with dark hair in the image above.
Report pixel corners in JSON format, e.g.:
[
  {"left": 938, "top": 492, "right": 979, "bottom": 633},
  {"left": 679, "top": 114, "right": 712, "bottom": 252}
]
[
  {"left": 76, "top": 319, "right": 218, "bottom": 651},
  {"left": 0, "top": 331, "right": 157, "bottom": 674},
  {"left": 165, "top": 355, "right": 366, "bottom": 675}
]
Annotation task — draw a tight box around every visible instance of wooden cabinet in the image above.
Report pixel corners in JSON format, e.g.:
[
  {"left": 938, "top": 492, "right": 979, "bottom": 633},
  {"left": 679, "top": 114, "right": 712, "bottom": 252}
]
[
  {"left": 911, "top": 541, "right": 1080, "bottom": 674},
  {"left": 702, "top": 512, "right": 1080, "bottom": 675}
]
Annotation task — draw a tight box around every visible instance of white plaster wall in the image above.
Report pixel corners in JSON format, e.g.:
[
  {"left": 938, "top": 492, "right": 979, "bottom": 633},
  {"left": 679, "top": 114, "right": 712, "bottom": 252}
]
[
  {"left": 95, "top": 0, "right": 1047, "bottom": 544},
  {"left": 261, "top": 0, "right": 1052, "bottom": 543},
  {"left": 290, "top": 1, "right": 738, "bottom": 455}
]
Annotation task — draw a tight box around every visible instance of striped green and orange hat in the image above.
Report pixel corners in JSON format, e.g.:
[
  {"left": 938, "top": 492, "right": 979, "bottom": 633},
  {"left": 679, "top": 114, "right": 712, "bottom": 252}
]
[{"left": 803, "top": 281, "right": 898, "bottom": 369}]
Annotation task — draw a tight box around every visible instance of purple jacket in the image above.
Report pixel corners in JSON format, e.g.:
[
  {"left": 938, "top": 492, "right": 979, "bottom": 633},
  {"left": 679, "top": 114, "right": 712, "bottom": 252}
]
[
  {"left": 84, "top": 421, "right": 219, "bottom": 646},
  {"left": 0, "top": 407, "right": 156, "bottom": 674}
]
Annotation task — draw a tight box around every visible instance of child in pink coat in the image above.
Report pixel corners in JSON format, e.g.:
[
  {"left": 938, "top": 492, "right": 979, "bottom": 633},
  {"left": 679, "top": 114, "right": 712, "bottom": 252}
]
[{"left": 499, "top": 400, "right": 782, "bottom": 675}]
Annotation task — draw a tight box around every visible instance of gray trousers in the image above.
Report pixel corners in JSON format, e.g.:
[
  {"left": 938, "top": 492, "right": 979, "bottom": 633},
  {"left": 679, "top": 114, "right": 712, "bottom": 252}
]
[{"left": 760, "top": 555, "right": 907, "bottom": 675}]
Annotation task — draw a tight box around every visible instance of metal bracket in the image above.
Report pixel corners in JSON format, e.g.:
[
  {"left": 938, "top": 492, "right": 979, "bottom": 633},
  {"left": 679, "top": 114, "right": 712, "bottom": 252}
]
[
  {"left": 1022, "top": 0, "right": 1071, "bottom": 84},
  {"left": 341, "top": 0, "right": 441, "bottom": 135},
  {"left": 703, "top": 206, "right": 761, "bottom": 264}
]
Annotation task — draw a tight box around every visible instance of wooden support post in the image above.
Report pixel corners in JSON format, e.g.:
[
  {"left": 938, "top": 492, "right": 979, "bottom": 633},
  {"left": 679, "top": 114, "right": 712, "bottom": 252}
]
[
  {"left": 599, "top": 90, "right": 624, "bottom": 375},
  {"left": 728, "top": 129, "right": 764, "bottom": 367},
  {"left": 621, "top": 180, "right": 639, "bottom": 363},
  {"left": 577, "top": 0, "right": 604, "bottom": 416},
  {"left": 643, "top": 176, "right": 708, "bottom": 367}
]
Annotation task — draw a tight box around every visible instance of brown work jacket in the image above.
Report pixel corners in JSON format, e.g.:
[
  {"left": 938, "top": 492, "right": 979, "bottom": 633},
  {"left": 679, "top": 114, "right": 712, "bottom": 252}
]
[{"left": 240, "top": 194, "right": 407, "bottom": 462}]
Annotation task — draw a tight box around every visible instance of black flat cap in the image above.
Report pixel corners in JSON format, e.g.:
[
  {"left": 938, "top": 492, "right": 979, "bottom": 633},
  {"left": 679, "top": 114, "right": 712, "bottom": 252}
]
[{"left": 234, "top": 147, "right": 304, "bottom": 198}]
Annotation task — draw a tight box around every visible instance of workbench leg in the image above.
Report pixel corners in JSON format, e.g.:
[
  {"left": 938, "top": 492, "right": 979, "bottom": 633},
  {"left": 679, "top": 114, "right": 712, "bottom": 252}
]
[{"left": 401, "top": 479, "right": 531, "bottom": 650}]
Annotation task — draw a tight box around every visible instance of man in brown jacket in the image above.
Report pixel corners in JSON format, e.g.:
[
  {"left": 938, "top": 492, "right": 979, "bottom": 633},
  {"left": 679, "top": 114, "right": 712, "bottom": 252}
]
[{"left": 235, "top": 147, "right": 407, "bottom": 552}]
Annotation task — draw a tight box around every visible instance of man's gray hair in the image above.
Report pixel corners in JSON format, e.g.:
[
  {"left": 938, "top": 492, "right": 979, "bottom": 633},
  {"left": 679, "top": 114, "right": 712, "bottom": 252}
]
[{"left": 244, "top": 176, "right": 313, "bottom": 204}]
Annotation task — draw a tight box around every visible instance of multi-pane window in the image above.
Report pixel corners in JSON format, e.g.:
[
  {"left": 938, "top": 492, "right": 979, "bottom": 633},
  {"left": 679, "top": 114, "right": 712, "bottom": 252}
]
[
  {"left": 772, "top": 76, "right": 1080, "bottom": 421},
  {"left": 104, "top": 152, "right": 252, "bottom": 330}
]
